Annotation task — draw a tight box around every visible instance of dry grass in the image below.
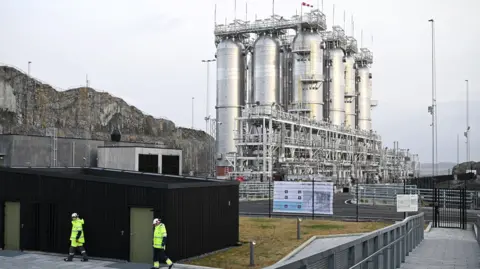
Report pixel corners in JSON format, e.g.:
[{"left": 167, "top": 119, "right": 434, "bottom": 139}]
[{"left": 186, "top": 217, "right": 390, "bottom": 269}]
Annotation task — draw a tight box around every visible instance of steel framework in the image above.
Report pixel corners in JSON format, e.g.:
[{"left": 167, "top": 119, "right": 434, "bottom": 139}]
[{"left": 225, "top": 106, "right": 416, "bottom": 185}]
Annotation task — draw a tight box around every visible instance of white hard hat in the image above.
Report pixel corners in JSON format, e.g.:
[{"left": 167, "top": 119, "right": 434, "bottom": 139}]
[
  {"left": 152, "top": 218, "right": 160, "bottom": 225},
  {"left": 71, "top": 213, "right": 79, "bottom": 218}
]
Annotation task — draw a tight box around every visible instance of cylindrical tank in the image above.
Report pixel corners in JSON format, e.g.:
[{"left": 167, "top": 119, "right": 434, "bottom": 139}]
[
  {"left": 357, "top": 66, "right": 371, "bottom": 131},
  {"left": 245, "top": 51, "right": 253, "bottom": 106},
  {"left": 292, "top": 31, "right": 324, "bottom": 120},
  {"left": 253, "top": 35, "right": 280, "bottom": 106},
  {"left": 216, "top": 38, "right": 245, "bottom": 166},
  {"left": 279, "top": 50, "right": 284, "bottom": 109},
  {"left": 328, "top": 48, "right": 346, "bottom": 126},
  {"left": 344, "top": 54, "right": 356, "bottom": 128}
]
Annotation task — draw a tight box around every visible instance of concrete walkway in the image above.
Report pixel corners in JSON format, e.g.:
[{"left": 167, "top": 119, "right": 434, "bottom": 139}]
[
  {"left": 401, "top": 226, "right": 480, "bottom": 269},
  {"left": 0, "top": 251, "right": 217, "bottom": 269},
  {"left": 284, "top": 234, "right": 362, "bottom": 262}
]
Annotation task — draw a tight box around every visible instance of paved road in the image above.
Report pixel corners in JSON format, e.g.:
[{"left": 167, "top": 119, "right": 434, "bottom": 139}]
[
  {"left": 400, "top": 227, "right": 480, "bottom": 268},
  {"left": 240, "top": 193, "right": 479, "bottom": 222}
]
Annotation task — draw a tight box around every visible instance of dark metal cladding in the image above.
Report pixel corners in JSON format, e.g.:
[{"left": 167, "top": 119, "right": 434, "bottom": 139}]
[
  {"left": 0, "top": 167, "right": 239, "bottom": 261},
  {"left": 0, "top": 198, "right": 3, "bottom": 249}
]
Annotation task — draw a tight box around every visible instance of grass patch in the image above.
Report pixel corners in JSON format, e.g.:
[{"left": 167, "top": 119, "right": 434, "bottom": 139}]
[{"left": 185, "top": 217, "right": 389, "bottom": 269}]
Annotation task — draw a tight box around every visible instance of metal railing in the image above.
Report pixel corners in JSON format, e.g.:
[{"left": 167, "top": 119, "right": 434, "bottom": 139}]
[
  {"left": 239, "top": 182, "right": 272, "bottom": 200},
  {"left": 263, "top": 213, "right": 425, "bottom": 269},
  {"left": 353, "top": 184, "right": 480, "bottom": 209},
  {"left": 353, "top": 184, "right": 418, "bottom": 206},
  {"left": 239, "top": 106, "right": 382, "bottom": 141}
]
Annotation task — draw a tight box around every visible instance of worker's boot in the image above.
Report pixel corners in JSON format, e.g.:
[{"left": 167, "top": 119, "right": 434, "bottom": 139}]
[
  {"left": 63, "top": 253, "right": 74, "bottom": 262},
  {"left": 64, "top": 247, "right": 75, "bottom": 262},
  {"left": 79, "top": 247, "right": 88, "bottom": 262}
]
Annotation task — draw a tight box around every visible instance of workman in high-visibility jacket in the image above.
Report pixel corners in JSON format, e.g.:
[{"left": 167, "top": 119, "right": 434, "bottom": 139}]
[
  {"left": 152, "top": 218, "right": 174, "bottom": 269},
  {"left": 64, "top": 213, "right": 89, "bottom": 262}
]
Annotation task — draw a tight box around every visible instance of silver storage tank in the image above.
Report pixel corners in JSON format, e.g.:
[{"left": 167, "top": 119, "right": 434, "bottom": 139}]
[
  {"left": 279, "top": 50, "right": 284, "bottom": 109},
  {"left": 344, "top": 54, "right": 356, "bottom": 128},
  {"left": 328, "top": 48, "right": 346, "bottom": 126},
  {"left": 253, "top": 35, "right": 280, "bottom": 106},
  {"left": 292, "top": 31, "right": 324, "bottom": 120},
  {"left": 245, "top": 50, "right": 254, "bottom": 106},
  {"left": 357, "top": 66, "right": 371, "bottom": 131},
  {"left": 216, "top": 38, "right": 245, "bottom": 166}
]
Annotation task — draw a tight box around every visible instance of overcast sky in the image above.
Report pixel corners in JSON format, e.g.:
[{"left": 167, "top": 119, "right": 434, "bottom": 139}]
[{"left": 0, "top": 0, "right": 478, "bottom": 163}]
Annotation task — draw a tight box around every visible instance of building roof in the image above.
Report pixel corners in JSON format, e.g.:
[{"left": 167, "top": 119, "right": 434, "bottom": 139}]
[
  {"left": 98, "top": 145, "right": 181, "bottom": 150},
  {"left": 0, "top": 167, "right": 238, "bottom": 189}
]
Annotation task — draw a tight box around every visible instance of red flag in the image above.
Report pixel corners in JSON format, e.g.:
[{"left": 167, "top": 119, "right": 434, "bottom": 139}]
[{"left": 302, "top": 2, "right": 306, "bottom": 6}]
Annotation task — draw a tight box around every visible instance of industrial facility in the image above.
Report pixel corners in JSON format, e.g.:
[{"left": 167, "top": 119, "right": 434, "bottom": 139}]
[{"left": 213, "top": 9, "right": 420, "bottom": 184}]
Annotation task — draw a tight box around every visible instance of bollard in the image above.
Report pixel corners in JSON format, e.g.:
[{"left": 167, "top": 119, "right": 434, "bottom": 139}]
[
  {"left": 249, "top": 241, "right": 256, "bottom": 266},
  {"left": 297, "top": 218, "right": 302, "bottom": 240}
]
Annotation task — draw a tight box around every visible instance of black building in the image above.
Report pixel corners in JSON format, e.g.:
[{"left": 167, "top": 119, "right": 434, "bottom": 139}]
[{"left": 0, "top": 167, "right": 239, "bottom": 262}]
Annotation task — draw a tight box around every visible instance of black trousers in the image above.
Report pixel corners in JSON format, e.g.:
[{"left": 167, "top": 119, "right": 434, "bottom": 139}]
[
  {"left": 68, "top": 246, "right": 87, "bottom": 258},
  {"left": 153, "top": 247, "right": 169, "bottom": 263}
]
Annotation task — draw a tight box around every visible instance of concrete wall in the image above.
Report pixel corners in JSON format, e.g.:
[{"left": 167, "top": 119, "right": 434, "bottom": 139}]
[
  {"left": 135, "top": 147, "right": 182, "bottom": 174},
  {"left": 97, "top": 147, "right": 182, "bottom": 175},
  {"left": 0, "top": 134, "right": 103, "bottom": 167},
  {"left": 98, "top": 147, "right": 136, "bottom": 170},
  {"left": 0, "top": 135, "right": 183, "bottom": 175}
]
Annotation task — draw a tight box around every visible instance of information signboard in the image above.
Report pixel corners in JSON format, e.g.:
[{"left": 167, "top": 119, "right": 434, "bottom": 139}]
[
  {"left": 273, "top": 181, "right": 334, "bottom": 215},
  {"left": 396, "top": 194, "right": 419, "bottom": 212}
]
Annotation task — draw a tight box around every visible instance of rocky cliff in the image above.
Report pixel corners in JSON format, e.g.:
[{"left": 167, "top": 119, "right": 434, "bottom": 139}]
[
  {"left": 0, "top": 65, "right": 213, "bottom": 174},
  {"left": 452, "top": 161, "right": 479, "bottom": 175}
]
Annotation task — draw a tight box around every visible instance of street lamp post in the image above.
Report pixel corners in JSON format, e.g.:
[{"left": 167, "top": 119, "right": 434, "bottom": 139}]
[
  {"left": 201, "top": 59, "right": 216, "bottom": 133},
  {"left": 191, "top": 97, "right": 194, "bottom": 129},
  {"left": 208, "top": 118, "right": 222, "bottom": 177},
  {"left": 28, "top": 61, "right": 31, "bottom": 76},
  {"left": 465, "top": 79, "right": 471, "bottom": 181},
  {"left": 428, "top": 19, "right": 437, "bottom": 178},
  {"left": 465, "top": 80, "right": 470, "bottom": 164}
]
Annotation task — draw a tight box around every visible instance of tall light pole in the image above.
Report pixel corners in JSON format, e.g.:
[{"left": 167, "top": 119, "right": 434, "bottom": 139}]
[
  {"left": 457, "top": 133, "right": 460, "bottom": 165},
  {"left": 428, "top": 19, "right": 437, "bottom": 177},
  {"left": 465, "top": 79, "right": 470, "bottom": 165},
  {"left": 191, "top": 97, "right": 195, "bottom": 129},
  {"left": 28, "top": 61, "right": 31, "bottom": 76},
  {"left": 201, "top": 59, "right": 216, "bottom": 133}
]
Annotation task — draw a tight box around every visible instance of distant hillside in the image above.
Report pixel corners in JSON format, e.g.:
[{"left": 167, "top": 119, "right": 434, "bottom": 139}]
[{"left": 0, "top": 65, "right": 213, "bottom": 173}]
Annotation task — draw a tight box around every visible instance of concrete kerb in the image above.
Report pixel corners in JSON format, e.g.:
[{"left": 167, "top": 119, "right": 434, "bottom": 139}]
[
  {"left": 277, "top": 233, "right": 366, "bottom": 264},
  {"left": 424, "top": 221, "right": 433, "bottom": 233},
  {"left": 473, "top": 222, "right": 478, "bottom": 239}
]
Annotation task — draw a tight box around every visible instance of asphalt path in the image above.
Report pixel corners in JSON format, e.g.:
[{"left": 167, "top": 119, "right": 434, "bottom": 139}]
[{"left": 240, "top": 193, "right": 479, "bottom": 222}]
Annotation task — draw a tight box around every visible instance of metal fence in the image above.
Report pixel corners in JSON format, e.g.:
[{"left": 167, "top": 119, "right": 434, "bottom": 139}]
[
  {"left": 238, "top": 182, "right": 480, "bottom": 210},
  {"left": 353, "top": 184, "right": 418, "bottom": 206},
  {"left": 239, "top": 182, "right": 273, "bottom": 200},
  {"left": 263, "top": 213, "right": 425, "bottom": 269},
  {"left": 432, "top": 188, "right": 467, "bottom": 229},
  {"left": 353, "top": 184, "right": 480, "bottom": 209}
]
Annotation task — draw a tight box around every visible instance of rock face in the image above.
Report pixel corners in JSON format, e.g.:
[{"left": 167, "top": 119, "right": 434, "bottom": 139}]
[
  {"left": 452, "top": 161, "right": 479, "bottom": 175},
  {"left": 0, "top": 65, "right": 213, "bottom": 174}
]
